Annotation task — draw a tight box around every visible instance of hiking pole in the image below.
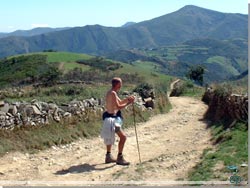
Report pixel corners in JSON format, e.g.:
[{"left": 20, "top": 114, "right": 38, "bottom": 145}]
[{"left": 132, "top": 103, "right": 142, "bottom": 164}]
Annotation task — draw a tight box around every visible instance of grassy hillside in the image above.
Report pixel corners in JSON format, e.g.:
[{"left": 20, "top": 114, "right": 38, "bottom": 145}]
[
  {"left": 0, "top": 54, "right": 60, "bottom": 87},
  {"left": 1, "top": 49, "right": 245, "bottom": 102},
  {"left": 42, "top": 52, "right": 93, "bottom": 73},
  {"left": 0, "top": 52, "right": 173, "bottom": 103},
  {"left": 44, "top": 52, "right": 173, "bottom": 86},
  {"left": 108, "top": 38, "right": 247, "bottom": 84},
  {"left": 44, "top": 51, "right": 92, "bottom": 62}
]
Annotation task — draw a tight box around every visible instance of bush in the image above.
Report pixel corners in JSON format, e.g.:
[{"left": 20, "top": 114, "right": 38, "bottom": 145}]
[
  {"left": 0, "top": 54, "right": 62, "bottom": 87},
  {"left": 186, "top": 65, "right": 205, "bottom": 86},
  {"left": 214, "top": 84, "right": 232, "bottom": 97},
  {"left": 133, "top": 83, "right": 154, "bottom": 99}
]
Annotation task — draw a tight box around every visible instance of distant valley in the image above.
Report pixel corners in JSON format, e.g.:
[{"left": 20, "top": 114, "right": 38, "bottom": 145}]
[{"left": 106, "top": 38, "right": 247, "bottom": 83}]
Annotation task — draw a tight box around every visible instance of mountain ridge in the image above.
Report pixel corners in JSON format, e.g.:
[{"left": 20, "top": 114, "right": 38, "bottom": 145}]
[
  {"left": 0, "top": 5, "right": 247, "bottom": 58},
  {"left": 0, "top": 27, "right": 71, "bottom": 39}
]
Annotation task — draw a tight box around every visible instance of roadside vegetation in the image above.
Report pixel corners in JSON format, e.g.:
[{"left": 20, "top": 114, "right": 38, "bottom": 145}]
[
  {"left": 187, "top": 85, "right": 248, "bottom": 182},
  {"left": 188, "top": 121, "right": 248, "bottom": 181}
]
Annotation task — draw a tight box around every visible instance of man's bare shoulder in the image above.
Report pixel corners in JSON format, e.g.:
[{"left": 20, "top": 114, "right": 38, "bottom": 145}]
[
  {"left": 107, "top": 90, "right": 117, "bottom": 96},
  {"left": 106, "top": 90, "right": 118, "bottom": 102}
]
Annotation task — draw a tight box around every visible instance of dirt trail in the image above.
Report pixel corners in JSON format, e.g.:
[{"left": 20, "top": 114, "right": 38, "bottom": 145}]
[{"left": 0, "top": 96, "right": 213, "bottom": 183}]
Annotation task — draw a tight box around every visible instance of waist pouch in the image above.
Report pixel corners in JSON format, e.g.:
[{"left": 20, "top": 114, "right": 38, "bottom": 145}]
[{"left": 102, "top": 110, "right": 123, "bottom": 120}]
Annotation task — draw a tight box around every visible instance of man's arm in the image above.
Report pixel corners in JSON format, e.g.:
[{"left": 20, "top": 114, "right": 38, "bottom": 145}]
[{"left": 112, "top": 91, "right": 134, "bottom": 110}]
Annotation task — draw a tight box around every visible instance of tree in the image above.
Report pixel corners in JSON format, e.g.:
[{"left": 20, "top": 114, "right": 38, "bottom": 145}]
[
  {"left": 186, "top": 65, "right": 205, "bottom": 86},
  {"left": 40, "top": 66, "right": 62, "bottom": 86}
]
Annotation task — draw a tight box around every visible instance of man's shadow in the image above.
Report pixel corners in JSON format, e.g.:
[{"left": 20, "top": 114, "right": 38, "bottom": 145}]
[{"left": 54, "top": 163, "right": 116, "bottom": 175}]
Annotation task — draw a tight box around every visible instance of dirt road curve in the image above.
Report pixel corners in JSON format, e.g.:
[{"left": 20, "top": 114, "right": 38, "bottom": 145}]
[{"left": 0, "top": 96, "right": 213, "bottom": 184}]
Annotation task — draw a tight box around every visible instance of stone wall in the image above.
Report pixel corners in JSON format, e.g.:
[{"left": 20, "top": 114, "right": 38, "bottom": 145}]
[
  {"left": 0, "top": 98, "right": 102, "bottom": 130},
  {"left": 202, "top": 88, "right": 248, "bottom": 125},
  {"left": 0, "top": 92, "right": 153, "bottom": 130}
]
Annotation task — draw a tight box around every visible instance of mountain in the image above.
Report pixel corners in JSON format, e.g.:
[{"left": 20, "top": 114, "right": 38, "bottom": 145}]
[
  {"left": 121, "top": 22, "right": 137, "bottom": 27},
  {"left": 0, "top": 5, "right": 247, "bottom": 58},
  {"left": 106, "top": 38, "right": 247, "bottom": 83},
  {"left": 0, "top": 27, "right": 71, "bottom": 39},
  {"left": 133, "top": 5, "right": 247, "bottom": 45},
  {"left": 0, "top": 33, "right": 5, "bottom": 38}
]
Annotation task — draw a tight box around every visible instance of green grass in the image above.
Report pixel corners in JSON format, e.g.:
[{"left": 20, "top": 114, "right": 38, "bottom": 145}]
[
  {"left": 0, "top": 54, "right": 173, "bottom": 107},
  {"left": 188, "top": 122, "right": 248, "bottom": 181},
  {"left": 42, "top": 52, "right": 93, "bottom": 73},
  {"left": 28, "top": 52, "right": 174, "bottom": 87},
  {"left": 44, "top": 51, "right": 92, "bottom": 62},
  {"left": 4, "top": 83, "right": 139, "bottom": 104},
  {"left": 170, "top": 80, "right": 205, "bottom": 99},
  {"left": 0, "top": 54, "right": 59, "bottom": 87},
  {"left": 60, "top": 62, "right": 90, "bottom": 72},
  {"left": 115, "top": 60, "right": 173, "bottom": 87},
  {"left": 7, "top": 52, "right": 93, "bottom": 74},
  {"left": 7, "top": 51, "right": 91, "bottom": 62},
  {"left": 206, "top": 56, "right": 239, "bottom": 75},
  {"left": 0, "top": 118, "right": 101, "bottom": 155},
  {"left": 235, "top": 57, "right": 248, "bottom": 71},
  {"left": 180, "top": 84, "right": 205, "bottom": 99},
  {"left": 1, "top": 51, "right": 176, "bottom": 91},
  {"left": 144, "top": 45, "right": 209, "bottom": 62}
]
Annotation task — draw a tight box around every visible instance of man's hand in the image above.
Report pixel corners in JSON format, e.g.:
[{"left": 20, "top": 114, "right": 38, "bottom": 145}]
[{"left": 127, "top": 96, "right": 135, "bottom": 104}]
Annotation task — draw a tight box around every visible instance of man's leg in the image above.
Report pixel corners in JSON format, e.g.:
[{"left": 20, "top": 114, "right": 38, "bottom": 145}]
[
  {"left": 116, "top": 129, "right": 130, "bottom": 165},
  {"left": 105, "top": 144, "right": 116, "bottom": 163},
  {"left": 116, "top": 130, "right": 126, "bottom": 154},
  {"left": 106, "top": 145, "right": 112, "bottom": 153}
]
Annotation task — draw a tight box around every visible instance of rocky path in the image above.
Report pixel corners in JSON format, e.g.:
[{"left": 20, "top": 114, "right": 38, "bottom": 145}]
[{"left": 0, "top": 96, "right": 213, "bottom": 185}]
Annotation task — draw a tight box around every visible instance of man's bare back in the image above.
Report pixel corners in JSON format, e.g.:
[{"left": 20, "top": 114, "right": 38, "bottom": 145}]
[{"left": 105, "top": 89, "right": 120, "bottom": 114}]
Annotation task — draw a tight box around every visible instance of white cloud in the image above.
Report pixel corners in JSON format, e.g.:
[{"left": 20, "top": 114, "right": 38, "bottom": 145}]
[
  {"left": 7, "top": 26, "right": 15, "bottom": 29},
  {"left": 31, "top": 24, "right": 50, "bottom": 28}
]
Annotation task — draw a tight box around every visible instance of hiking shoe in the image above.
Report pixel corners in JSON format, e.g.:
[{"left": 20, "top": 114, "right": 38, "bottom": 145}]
[
  {"left": 116, "top": 154, "right": 130, "bottom": 165},
  {"left": 105, "top": 154, "right": 116, "bottom": 163}
]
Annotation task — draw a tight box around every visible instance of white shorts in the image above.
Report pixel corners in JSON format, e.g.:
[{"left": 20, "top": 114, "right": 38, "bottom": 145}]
[{"left": 100, "top": 117, "right": 115, "bottom": 145}]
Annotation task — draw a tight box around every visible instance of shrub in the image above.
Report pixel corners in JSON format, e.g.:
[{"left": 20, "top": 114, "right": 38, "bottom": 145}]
[
  {"left": 133, "top": 83, "right": 154, "bottom": 99},
  {"left": 186, "top": 65, "right": 205, "bottom": 86}
]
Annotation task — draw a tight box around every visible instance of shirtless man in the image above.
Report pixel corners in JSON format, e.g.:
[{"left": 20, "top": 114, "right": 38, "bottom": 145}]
[{"left": 101, "top": 77, "right": 135, "bottom": 165}]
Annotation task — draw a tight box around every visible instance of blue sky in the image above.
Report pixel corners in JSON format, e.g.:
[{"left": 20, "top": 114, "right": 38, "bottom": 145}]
[{"left": 0, "top": 0, "right": 248, "bottom": 33}]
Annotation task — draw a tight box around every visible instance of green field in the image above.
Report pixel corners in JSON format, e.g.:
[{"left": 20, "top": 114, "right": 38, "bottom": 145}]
[
  {"left": 44, "top": 52, "right": 93, "bottom": 72},
  {"left": 44, "top": 51, "right": 92, "bottom": 62},
  {"left": 42, "top": 52, "right": 173, "bottom": 86},
  {"left": 206, "top": 56, "right": 239, "bottom": 75},
  {"left": 0, "top": 51, "right": 174, "bottom": 103}
]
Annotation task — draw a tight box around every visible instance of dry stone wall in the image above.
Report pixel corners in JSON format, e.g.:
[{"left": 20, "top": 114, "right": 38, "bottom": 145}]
[
  {"left": 0, "top": 98, "right": 102, "bottom": 130},
  {"left": 202, "top": 88, "right": 248, "bottom": 125},
  {"left": 0, "top": 92, "right": 153, "bottom": 130}
]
